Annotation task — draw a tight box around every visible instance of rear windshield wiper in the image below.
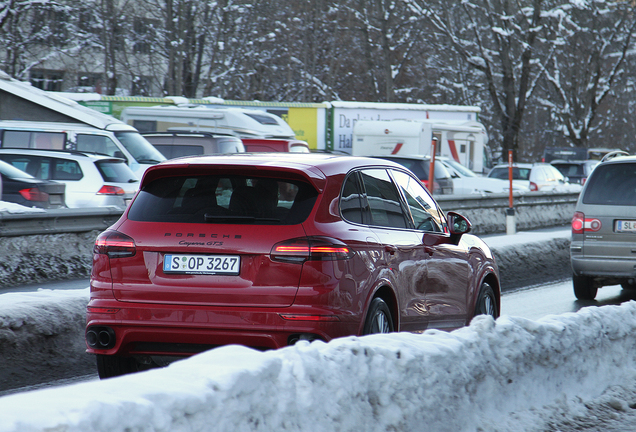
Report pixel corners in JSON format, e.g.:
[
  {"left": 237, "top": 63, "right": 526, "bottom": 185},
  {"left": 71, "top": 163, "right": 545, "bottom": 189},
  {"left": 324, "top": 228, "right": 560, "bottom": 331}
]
[{"left": 204, "top": 214, "right": 281, "bottom": 224}]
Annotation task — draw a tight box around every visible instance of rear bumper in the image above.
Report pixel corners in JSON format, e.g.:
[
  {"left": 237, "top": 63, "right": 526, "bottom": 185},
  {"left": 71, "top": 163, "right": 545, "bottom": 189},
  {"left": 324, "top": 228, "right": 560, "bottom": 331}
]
[
  {"left": 85, "top": 299, "right": 359, "bottom": 356},
  {"left": 571, "top": 255, "right": 636, "bottom": 279}
]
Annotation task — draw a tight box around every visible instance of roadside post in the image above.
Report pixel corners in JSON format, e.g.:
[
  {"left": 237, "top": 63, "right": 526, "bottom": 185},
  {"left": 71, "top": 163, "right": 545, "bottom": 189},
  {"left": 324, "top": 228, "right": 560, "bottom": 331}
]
[
  {"left": 428, "top": 137, "right": 437, "bottom": 194},
  {"left": 506, "top": 150, "right": 516, "bottom": 234}
]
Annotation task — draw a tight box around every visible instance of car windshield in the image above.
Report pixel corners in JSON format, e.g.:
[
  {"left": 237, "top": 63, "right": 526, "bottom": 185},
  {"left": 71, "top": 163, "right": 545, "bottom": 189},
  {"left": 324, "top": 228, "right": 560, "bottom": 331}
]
[
  {"left": 114, "top": 132, "right": 166, "bottom": 164},
  {"left": 582, "top": 163, "right": 636, "bottom": 205},
  {"left": 489, "top": 167, "right": 531, "bottom": 181},
  {"left": 128, "top": 174, "right": 318, "bottom": 224},
  {"left": 443, "top": 159, "right": 476, "bottom": 177}
]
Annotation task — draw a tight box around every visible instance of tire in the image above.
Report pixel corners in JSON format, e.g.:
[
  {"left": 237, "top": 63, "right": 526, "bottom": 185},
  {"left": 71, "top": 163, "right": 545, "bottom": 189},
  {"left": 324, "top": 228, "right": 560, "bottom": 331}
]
[
  {"left": 474, "top": 282, "right": 498, "bottom": 319},
  {"left": 362, "top": 297, "right": 394, "bottom": 335},
  {"left": 573, "top": 274, "right": 598, "bottom": 300},
  {"left": 96, "top": 354, "right": 140, "bottom": 379}
]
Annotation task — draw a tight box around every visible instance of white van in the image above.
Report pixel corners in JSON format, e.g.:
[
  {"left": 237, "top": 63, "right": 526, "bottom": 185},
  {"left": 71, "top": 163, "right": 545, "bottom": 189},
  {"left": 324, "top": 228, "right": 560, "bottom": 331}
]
[
  {"left": 120, "top": 105, "right": 296, "bottom": 139},
  {"left": 352, "top": 119, "right": 490, "bottom": 173},
  {"left": 0, "top": 121, "right": 166, "bottom": 177}
]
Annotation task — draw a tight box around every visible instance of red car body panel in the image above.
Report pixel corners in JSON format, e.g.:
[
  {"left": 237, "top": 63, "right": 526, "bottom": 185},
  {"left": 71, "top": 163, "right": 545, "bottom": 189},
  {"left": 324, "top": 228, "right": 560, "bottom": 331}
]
[{"left": 86, "top": 153, "right": 499, "bottom": 366}]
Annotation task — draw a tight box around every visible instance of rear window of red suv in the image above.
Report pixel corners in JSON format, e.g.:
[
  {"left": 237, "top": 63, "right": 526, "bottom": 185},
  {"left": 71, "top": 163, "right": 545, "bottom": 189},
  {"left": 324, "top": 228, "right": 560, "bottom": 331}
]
[{"left": 127, "top": 174, "right": 318, "bottom": 224}]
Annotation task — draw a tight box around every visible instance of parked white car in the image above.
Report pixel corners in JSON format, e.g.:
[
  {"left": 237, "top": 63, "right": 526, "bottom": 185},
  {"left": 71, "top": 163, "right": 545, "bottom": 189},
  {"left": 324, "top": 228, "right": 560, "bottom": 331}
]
[
  {"left": 487, "top": 162, "right": 582, "bottom": 192},
  {"left": 438, "top": 157, "right": 530, "bottom": 195},
  {"left": 0, "top": 149, "right": 139, "bottom": 210}
]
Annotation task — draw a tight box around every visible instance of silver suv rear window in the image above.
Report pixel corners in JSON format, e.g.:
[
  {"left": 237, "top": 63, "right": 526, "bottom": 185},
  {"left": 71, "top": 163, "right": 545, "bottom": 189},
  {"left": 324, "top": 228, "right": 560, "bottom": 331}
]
[
  {"left": 128, "top": 175, "right": 318, "bottom": 224},
  {"left": 582, "top": 163, "right": 636, "bottom": 205}
]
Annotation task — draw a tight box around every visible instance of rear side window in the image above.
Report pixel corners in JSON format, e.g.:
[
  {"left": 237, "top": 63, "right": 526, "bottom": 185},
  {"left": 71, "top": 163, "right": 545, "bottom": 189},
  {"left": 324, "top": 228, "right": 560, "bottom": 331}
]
[
  {"left": 341, "top": 172, "right": 365, "bottom": 224},
  {"left": 96, "top": 160, "right": 137, "bottom": 183},
  {"left": 52, "top": 160, "right": 83, "bottom": 181},
  {"left": 1, "top": 131, "right": 65, "bottom": 150},
  {"left": 583, "top": 163, "right": 636, "bottom": 205},
  {"left": 359, "top": 169, "right": 407, "bottom": 229},
  {"left": 128, "top": 175, "right": 318, "bottom": 225}
]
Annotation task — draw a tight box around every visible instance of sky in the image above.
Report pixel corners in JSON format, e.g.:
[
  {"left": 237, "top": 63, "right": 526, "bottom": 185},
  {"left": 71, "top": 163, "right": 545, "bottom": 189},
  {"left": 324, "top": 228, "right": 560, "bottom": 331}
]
[{"left": 1, "top": 226, "right": 636, "bottom": 431}]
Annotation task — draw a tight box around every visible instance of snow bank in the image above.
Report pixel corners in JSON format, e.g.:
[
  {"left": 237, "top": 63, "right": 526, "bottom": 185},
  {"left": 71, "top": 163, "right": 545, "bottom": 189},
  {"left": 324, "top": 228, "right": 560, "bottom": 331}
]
[
  {"left": 0, "top": 289, "right": 94, "bottom": 390},
  {"left": 0, "top": 201, "right": 46, "bottom": 214},
  {"left": 1, "top": 289, "right": 636, "bottom": 432}
]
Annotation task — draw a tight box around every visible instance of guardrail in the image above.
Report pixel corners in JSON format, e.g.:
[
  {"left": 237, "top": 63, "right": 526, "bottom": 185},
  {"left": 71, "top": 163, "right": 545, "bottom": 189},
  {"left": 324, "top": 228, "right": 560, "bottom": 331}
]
[
  {"left": 0, "top": 207, "right": 123, "bottom": 237},
  {"left": 0, "top": 193, "right": 578, "bottom": 288},
  {"left": 0, "top": 192, "right": 580, "bottom": 238},
  {"left": 437, "top": 191, "right": 578, "bottom": 234}
]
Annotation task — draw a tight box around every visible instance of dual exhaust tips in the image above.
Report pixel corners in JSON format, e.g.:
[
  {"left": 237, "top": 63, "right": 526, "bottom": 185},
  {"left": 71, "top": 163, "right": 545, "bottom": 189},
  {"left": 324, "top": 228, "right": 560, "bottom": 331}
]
[{"left": 86, "top": 326, "right": 116, "bottom": 350}]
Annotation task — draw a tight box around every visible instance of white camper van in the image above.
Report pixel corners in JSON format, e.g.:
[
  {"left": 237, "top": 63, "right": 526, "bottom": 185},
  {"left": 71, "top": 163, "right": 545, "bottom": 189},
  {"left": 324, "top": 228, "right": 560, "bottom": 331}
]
[
  {"left": 352, "top": 119, "right": 490, "bottom": 173},
  {"left": 120, "top": 105, "right": 296, "bottom": 139},
  {"left": 0, "top": 121, "right": 166, "bottom": 177},
  {"left": 0, "top": 74, "right": 165, "bottom": 177}
]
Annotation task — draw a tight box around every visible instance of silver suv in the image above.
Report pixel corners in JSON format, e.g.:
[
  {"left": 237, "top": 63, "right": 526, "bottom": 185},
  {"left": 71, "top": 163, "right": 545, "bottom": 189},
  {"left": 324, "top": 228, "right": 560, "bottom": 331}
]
[{"left": 571, "top": 152, "right": 636, "bottom": 299}]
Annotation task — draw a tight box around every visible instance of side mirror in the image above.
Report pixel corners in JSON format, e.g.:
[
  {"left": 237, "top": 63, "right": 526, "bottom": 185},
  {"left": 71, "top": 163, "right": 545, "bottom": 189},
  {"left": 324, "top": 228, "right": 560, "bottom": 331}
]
[{"left": 447, "top": 211, "right": 472, "bottom": 243}]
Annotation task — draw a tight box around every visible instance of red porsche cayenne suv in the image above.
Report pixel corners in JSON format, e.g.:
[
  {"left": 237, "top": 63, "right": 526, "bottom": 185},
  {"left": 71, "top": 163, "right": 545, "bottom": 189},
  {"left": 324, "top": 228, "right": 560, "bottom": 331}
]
[{"left": 86, "top": 153, "right": 500, "bottom": 378}]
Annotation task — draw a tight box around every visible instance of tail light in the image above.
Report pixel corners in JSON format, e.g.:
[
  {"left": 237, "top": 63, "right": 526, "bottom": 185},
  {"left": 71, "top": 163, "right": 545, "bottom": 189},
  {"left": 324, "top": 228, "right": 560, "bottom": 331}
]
[
  {"left": 420, "top": 180, "right": 439, "bottom": 192},
  {"left": 271, "top": 237, "right": 353, "bottom": 263},
  {"left": 94, "top": 231, "right": 136, "bottom": 258},
  {"left": 572, "top": 211, "right": 601, "bottom": 234},
  {"left": 97, "top": 185, "right": 125, "bottom": 195},
  {"left": 19, "top": 188, "right": 49, "bottom": 202},
  {"left": 529, "top": 182, "right": 538, "bottom": 191}
]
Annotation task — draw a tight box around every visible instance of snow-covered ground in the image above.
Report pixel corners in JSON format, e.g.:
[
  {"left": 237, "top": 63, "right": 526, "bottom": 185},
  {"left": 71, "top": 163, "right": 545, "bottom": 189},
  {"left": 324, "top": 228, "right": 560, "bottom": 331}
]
[
  {"left": 1, "top": 286, "right": 636, "bottom": 431},
  {"left": 5, "top": 226, "right": 636, "bottom": 431}
]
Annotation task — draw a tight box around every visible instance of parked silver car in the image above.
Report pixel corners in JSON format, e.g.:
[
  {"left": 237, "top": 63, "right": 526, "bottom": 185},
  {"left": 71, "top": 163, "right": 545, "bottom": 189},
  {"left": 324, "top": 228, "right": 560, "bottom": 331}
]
[
  {"left": 438, "top": 157, "right": 530, "bottom": 194},
  {"left": 0, "top": 149, "right": 139, "bottom": 210},
  {"left": 571, "top": 153, "right": 636, "bottom": 299},
  {"left": 488, "top": 162, "right": 581, "bottom": 192}
]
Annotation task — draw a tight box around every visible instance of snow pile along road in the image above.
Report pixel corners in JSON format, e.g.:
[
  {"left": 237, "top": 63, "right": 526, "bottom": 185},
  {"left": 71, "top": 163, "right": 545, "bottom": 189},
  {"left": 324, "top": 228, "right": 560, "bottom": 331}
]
[
  {"left": 1, "top": 289, "right": 636, "bottom": 432},
  {"left": 0, "top": 289, "right": 94, "bottom": 390}
]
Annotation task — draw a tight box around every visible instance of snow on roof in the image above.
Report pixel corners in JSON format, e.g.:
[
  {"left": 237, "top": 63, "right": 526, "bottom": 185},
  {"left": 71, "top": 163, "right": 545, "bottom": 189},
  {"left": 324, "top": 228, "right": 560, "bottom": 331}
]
[
  {"left": 0, "top": 71, "right": 124, "bottom": 129},
  {"left": 327, "top": 101, "right": 481, "bottom": 112}
]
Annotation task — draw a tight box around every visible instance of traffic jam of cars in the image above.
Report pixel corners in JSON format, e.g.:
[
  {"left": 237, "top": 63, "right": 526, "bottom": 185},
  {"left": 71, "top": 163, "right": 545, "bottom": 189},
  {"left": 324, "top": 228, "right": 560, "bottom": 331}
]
[{"left": 0, "top": 109, "right": 607, "bottom": 380}]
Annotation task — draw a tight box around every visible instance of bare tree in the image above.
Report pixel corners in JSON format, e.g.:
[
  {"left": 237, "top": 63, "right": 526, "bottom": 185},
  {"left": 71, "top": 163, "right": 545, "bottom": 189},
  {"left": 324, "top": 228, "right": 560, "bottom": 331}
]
[
  {"left": 407, "top": 0, "right": 554, "bottom": 160},
  {"left": 539, "top": 1, "right": 636, "bottom": 148}
]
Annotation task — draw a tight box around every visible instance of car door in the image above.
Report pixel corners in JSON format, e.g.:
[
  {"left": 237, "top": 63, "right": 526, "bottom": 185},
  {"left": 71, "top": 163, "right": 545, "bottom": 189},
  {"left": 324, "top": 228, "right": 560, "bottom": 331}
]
[
  {"left": 357, "top": 168, "right": 430, "bottom": 332},
  {"left": 391, "top": 169, "right": 471, "bottom": 330}
]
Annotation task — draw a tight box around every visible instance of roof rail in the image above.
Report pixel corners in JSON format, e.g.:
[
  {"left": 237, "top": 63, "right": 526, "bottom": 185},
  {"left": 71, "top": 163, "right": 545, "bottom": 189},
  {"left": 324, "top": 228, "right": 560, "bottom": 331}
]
[{"left": 600, "top": 150, "right": 630, "bottom": 162}]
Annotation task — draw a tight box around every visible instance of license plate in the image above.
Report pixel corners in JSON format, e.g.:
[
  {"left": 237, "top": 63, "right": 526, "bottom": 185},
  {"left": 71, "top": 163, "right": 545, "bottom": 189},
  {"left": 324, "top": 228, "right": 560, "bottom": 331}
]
[
  {"left": 615, "top": 220, "right": 636, "bottom": 233},
  {"left": 163, "top": 254, "right": 240, "bottom": 275}
]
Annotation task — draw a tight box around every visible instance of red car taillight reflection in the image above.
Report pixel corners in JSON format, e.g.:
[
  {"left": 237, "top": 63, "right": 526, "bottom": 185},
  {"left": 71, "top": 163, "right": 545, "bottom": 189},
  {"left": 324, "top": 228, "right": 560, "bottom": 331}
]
[
  {"left": 19, "top": 188, "right": 49, "bottom": 202},
  {"left": 572, "top": 211, "right": 601, "bottom": 234},
  {"left": 94, "top": 231, "right": 136, "bottom": 258},
  {"left": 271, "top": 237, "right": 353, "bottom": 263}
]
